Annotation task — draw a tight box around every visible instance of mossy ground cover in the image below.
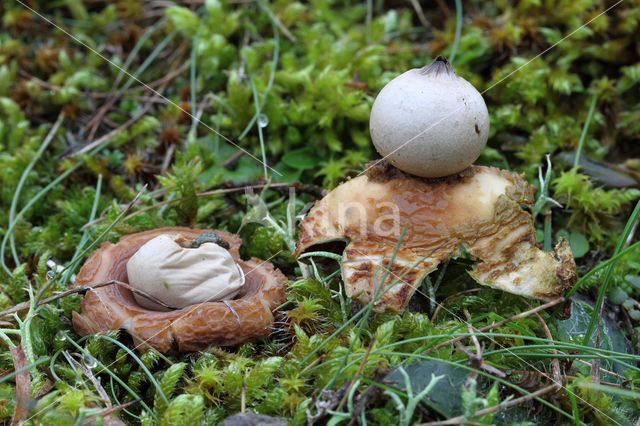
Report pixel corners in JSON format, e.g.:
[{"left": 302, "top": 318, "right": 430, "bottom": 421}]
[{"left": 1, "top": 0, "right": 640, "bottom": 424}]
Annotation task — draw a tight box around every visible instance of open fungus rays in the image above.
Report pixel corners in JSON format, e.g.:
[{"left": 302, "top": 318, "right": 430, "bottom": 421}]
[{"left": 295, "top": 162, "right": 577, "bottom": 312}]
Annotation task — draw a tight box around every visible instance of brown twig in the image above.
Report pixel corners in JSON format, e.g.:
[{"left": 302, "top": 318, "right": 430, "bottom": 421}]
[
  {"left": 299, "top": 355, "right": 324, "bottom": 376},
  {"left": 408, "top": 0, "right": 430, "bottom": 27},
  {"left": 67, "top": 105, "right": 152, "bottom": 157},
  {"left": 416, "top": 383, "right": 560, "bottom": 426},
  {"left": 32, "top": 375, "right": 52, "bottom": 395},
  {"left": 536, "top": 311, "right": 562, "bottom": 386},
  {"left": 84, "top": 96, "right": 120, "bottom": 142},
  {"left": 75, "top": 40, "right": 187, "bottom": 154},
  {"left": 455, "top": 309, "right": 507, "bottom": 378},
  {"left": 464, "top": 310, "right": 482, "bottom": 356},
  {"left": 454, "top": 340, "right": 506, "bottom": 379},
  {"left": 82, "top": 399, "right": 139, "bottom": 425},
  {"left": 89, "top": 63, "right": 190, "bottom": 98},
  {"left": 520, "top": 297, "right": 562, "bottom": 387},
  {"left": 160, "top": 143, "right": 177, "bottom": 175},
  {"left": 574, "top": 359, "right": 627, "bottom": 383},
  {"left": 462, "top": 309, "right": 483, "bottom": 375},
  {"left": 17, "top": 69, "right": 62, "bottom": 91},
  {"left": 220, "top": 150, "right": 245, "bottom": 168},
  {"left": 81, "top": 182, "right": 308, "bottom": 229},
  {"left": 241, "top": 377, "right": 246, "bottom": 413},
  {"left": 430, "top": 288, "right": 486, "bottom": 322},
  {"left": 10, "top": 345, "right": 30, "bottom": 426},
  {"left": 0, "top": 280, "right": 178, "bottom": 318},
  {"left": 435, "top": 0, "right": 451, "bottom": 19},
  {"left": 85, "top": 39, "right": 187, "bottom": 142},
  {"left": 422, "top": 298, "right": 565, "bottom": 355},
  {"left": 590, "top": 326, "right": 602, "bottom": 384}
]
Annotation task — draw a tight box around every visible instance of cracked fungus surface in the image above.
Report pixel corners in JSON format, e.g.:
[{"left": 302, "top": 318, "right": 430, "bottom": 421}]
[
  {"left": 72, "top": 227, "right": 287, "bottom": 354},
  {"left": 294, "top": 163, "right": 577, "bottom": 313}
]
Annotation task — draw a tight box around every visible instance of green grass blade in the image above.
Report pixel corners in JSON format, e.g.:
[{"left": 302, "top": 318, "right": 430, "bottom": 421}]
[
  {"left": 5, "top": 114, "right": 64, "bottom": 271},
  {"left": 189, "top": 31, "right": 199, "bottom": 139},
  {"left": 121, "top": 31, "right": 178, "bottom": 92},
  {"left": 250, "top": 77, "right": 268, "bottom": 178},
  {"left": 1, "top": 162, "right": 82, "bottom": 275},
  {"left": 61, "top": 173, "right": 102, "bottom": 283},
  {"left": 583, "top": 199, "right": 640, "bottom": 345},
  {"left": 324, "top": 227, "right": 410, "bottom": 389},
  {"left": 449, "top": 0, "right": 463, "bottom": 63},
  {"left": 0, "top": 357, "right": 48, "bottom": 385},
  {"left": 116, "top": 18, "right": 166, "bottom": 86},
  {"left": 78, "top": 334, "right": 170, "bottom": 406},
  {"left": 237, "top": 4, "right": 279, "bottom": 142},
  {"left": 574, "top": 94, "right": 598, "bottom": 168},
  {"left": 65, "top": 336, "right": 155, "bottom": 419},
  {"left": 566, "top": 239, "right": 640, "bottom": 299}
]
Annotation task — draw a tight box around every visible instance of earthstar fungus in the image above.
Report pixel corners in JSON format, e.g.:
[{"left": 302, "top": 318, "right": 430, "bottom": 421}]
[
  {"left": 72, "top": 227, "right": 287, "bottom": 353},
  {"left": 294, "top": 162, "right": 577, "bottom": 312}
]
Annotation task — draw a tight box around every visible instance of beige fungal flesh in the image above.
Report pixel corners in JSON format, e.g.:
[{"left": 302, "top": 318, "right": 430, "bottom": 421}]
[{"left": 294, "top": 163, "right": 576, "bottom": 313}]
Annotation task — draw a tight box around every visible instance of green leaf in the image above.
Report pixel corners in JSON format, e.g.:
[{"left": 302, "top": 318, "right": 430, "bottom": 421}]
[
  {"left": 624, "top": 275, "right": 640, "bottom": 290},
  {"left": 568, "top": 232, "right": 589, "bottom": 258},
  {"left": 549, "top": 300, "right": 630, "bottom": 379},
  {"left": 281, "top": 148, "right": 319, "bottom": 170},
  {"left": 386, "top": 360, "right": 468, "bottom": 417},
  {"left": 609, "top": 286, "right": 628, "bottom": 305}
]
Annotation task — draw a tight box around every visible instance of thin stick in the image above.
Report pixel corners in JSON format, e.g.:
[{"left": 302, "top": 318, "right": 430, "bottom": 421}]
[
  {"left": 81, "top": 182, "right": 294, "bottom": 229},
  {"left": 84, "top": 95, "right": 119, "bottom": 142},
  {"left": 0, "top": 280, "right": 177, "bottom": 318},
  {"left": 416, "top": 384, "right": 560, "bottom": 426},
  {"left": 574, "top": 359, "right": 627, "bottom": 382},
  {"left": 464, "top": 309, "right": 483, "bottom": 362},
  {"left": 82, "top": 399, "right": 141, "bottom": 425},
  {"left": 590, "top": 321, "right": 602, "bottom": 384},
  {"left": 454, "top": 341, "right": 507, "bottom": 380},
  {"left": 459, "top": 309, "right": 510, "bottom": 378},
  {"left": 241, "top": 377, "right": 246, "bottom": 413},
  {"left": 422, "top": 298, "right": 564, "bottom": 355},
  {"left": 10, "top": 345, "right": 30, "bottom": 426},
  {"left": 434, "top": 0, "right": 451, "bottom": 19},
  {"left": 409, "top": 0, "right": 430, "bottom": 27},
  {"left": 535, "top": 309, "right": 562, "bottom": 386},
  {"left": 70, "top": 41, "right": 188, "bottom": 158},
  {"left": 221, "top": 150, "right": 245, "bottom": 168},
  {"left": 67, "top": 105, "right": 151, "bottom": 157},
  {"left": 89, "top": 63, "right": 190, "bottom": 98},
  {"left": 520, "top": 297, "right": 562, "bottom": 387},
  {"left": 259, "top": 2, "right": 296, "bottom": 42},
  {"left": 430, "top": 288, "right": 486, "bottom": 322},
  {"left": 160, "top": 143, "right": 177, "bottom": 174}
]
